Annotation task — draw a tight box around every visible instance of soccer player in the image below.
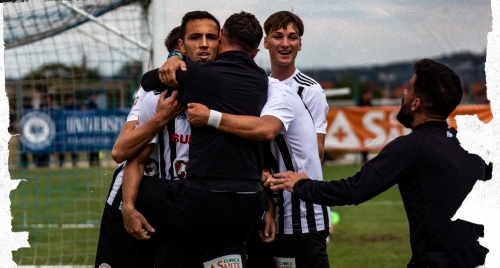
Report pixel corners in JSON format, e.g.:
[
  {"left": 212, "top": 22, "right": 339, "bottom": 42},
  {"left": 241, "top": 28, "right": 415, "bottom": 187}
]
[
  {"left": 263, "top": 11, "right": 329, "bottom": 162},
  {"left": 126, "top": 11, "right": 268, "bottom": 267},
  {"left": 94, "top": 26, "right": 184, "bottom": 268},
  {"left": 255, "top": 11, "right": 331, "bottom": 267},
  {"left": 269, "top": 59, "right": 489, "bottom": 268}
]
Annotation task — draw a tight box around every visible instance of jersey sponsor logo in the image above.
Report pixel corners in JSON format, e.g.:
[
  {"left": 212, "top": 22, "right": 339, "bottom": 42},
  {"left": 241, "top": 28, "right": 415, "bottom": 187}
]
[
  {"left": 447, "top": 131, "right": 453, "bottom": 137},
  {"left": 203, "top": 254, "right": 242, "bottom": 268},
  {"left": 19, "top": 111, "right": 56, "bottom": 151},
  {"left": 173, "top": 160, "right": 188, "bottom": 179},
  {"left": 274, "top": 257, "right": 296, "bottom": 268},
  {"left": 144, "top": 158, "right": 159, "bottom": 176},
  {"left": 98, "top": 263, "right": 112, "bottom": 268},
  {"left": 171, "top": 133, "right": 191, "bottom": 144}
]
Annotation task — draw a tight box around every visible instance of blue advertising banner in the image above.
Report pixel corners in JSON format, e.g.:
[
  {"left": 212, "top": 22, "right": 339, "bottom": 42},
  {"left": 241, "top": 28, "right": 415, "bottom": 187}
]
[{"left": 19, "top": 109, "right": 129, "bottom": 153}]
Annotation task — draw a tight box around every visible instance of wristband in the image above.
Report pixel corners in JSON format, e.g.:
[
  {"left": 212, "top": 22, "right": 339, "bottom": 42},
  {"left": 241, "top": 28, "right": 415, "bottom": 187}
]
[
  {"left": 167, "top": 51, "right": 184, "bottom": 61},
  {"left": 207, "top": 110, "right": 222, "bottom": 129}
]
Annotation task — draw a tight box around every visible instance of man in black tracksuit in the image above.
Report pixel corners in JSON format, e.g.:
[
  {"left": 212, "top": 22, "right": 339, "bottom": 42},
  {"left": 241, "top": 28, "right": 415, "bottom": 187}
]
[
  {"left": 269, "top": 59, "right": 489, "bottom": 268},
  {"left": 122, "top": 11, "right": 268, "bottom": 267}
]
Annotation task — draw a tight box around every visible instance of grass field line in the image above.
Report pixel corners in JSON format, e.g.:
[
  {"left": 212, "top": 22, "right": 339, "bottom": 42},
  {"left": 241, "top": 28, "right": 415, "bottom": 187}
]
[{"left": 19, "top": 223, "right": 100, "bottom": 229}]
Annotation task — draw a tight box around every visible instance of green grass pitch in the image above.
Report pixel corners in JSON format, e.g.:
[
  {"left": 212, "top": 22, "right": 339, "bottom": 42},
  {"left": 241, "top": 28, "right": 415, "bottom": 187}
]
[{"left": 9, "top": 164, "right": 410, "bottom": 267}]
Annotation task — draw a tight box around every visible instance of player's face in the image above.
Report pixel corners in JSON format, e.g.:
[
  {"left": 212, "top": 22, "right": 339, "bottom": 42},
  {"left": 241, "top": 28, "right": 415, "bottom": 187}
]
[
  {"left": 179, "top": 18, "right": 219, "bottom": 61},
  {"left": 397, "top": 75, "right": 416, "bottom": 128},
  {"left": 264, "top": 23, "right": 302, "bottom": 68}
]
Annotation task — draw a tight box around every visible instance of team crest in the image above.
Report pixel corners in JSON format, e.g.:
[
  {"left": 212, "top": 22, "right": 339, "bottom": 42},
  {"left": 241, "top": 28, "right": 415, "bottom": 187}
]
[
  {"left": 173, "top": 161, "right": 188, "bottom": 179},
  {"left": 144, "top": 158, "right": 159, "bottom": 176}
]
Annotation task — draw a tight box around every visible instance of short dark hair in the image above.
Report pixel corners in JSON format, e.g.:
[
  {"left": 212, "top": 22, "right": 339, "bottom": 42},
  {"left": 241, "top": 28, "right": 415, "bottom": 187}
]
[
  {"left": 180, "top": 11, "right": 220, "bottom": 41},
  {"left": 264, "top": 11, "right": 304, "bottom": 36},
  {"left": 222, "top": 11, "right": 263, "bottom": 54},
  {"left": 164, "top": 26, "right": 182, "bottom": 52},
  {"left": 413, "top": 59, "right": 463, "bottom": 118}
]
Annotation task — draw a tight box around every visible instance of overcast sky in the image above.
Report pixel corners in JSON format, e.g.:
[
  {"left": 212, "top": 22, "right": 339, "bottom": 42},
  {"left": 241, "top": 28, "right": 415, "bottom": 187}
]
[
  {"left": 2, "top": 0, "right": 492, "bottom": 79},
  {"left": 163, "top": 0, "right": 491, "bottom": 70}
]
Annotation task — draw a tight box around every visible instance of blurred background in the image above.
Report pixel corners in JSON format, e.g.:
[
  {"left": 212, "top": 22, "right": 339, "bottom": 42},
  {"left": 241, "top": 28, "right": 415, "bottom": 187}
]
[{"left": 3, "top": 0, "right": 492, "bottom": 266}]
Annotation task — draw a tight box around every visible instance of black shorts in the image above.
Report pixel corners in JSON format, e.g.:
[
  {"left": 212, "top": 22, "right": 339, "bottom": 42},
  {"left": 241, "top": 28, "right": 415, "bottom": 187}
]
[
  {"left": 135, "top": 176, "right": 266, "bottom": 267},
  {"left": 246, "top": 221, "right": 276, "bottom": 268},
  {"left": 95, "top": 203, "right": 158, "bottom": 268},
  {"left": 273, "top": 230, "right": 330, "bottom": 268}
]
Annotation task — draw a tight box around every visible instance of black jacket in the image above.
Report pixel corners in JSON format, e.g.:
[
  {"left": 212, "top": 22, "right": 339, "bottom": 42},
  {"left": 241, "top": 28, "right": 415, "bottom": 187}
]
[
  {"left": 294, "top": 121, "right": 488, "bottom": 268},
  {"left": 141, "top": 51, "right": 268, "bottom": 192}
]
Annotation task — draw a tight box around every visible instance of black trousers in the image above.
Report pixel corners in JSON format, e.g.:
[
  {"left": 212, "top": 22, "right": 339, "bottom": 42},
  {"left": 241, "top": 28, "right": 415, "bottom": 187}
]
[{"left": 136, "top": 176, "right": 266, "bottom": 268}]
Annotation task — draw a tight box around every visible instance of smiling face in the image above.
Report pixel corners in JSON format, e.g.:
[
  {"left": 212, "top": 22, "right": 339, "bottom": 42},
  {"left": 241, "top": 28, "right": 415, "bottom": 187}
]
[
  {"left": 264, "top": 23, "right": 302, "bottom": 69},
  {"left": 179, "top": 18, "right": 219, "bottom": 61}
]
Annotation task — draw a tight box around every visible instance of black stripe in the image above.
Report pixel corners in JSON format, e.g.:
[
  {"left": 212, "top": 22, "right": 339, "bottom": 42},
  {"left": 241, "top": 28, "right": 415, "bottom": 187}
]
[
  {"left": 264, "top": 142, "right": 285, "bottom": 233},
  {"left": 109, "top": 164, "right": 124, "bottom": 208},
  {"left": 293, "top": 76, "right": 313, "bottom": 87},
  {"left": 166, "top": 121, "right": 177, "bottom": 179},
  {"left": 296, "top": 72, "right": 317, "bottom": 85},
  {"left": 321, "top": 205, "right": 330, "bottom": 231},
  {"left": 275, "top": 134, "right": 294, "bottom": 171},
  {"left": 276, "top": 190, "right": 285, "bottom": 233},
  {"left": 263, "top": 142, "right": 279, "bottom": 174},
  {"left": 296, "top": 86, "right": 314, "bottom": 124},
  {"left": 305, "top": 202, "right": 317, "bottom": 232},
  {"left": 275, "top": 134, "right": 302, "bottom": 232},
  {"left": 297, "top": 86, "right": 304, "bottom": 98},
  {"left": 158, "top": 129, "right": 167, "bottom": 179}
]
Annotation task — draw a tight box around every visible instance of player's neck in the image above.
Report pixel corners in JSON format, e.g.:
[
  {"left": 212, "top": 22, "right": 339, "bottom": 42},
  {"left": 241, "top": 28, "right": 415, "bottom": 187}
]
[{"left": 270, "top": 64, "right": 296, "bottom": 81}]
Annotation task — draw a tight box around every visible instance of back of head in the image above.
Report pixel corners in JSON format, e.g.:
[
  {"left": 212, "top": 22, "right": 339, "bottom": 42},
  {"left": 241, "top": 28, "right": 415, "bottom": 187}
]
[
  {"left": 413, "top": 59, "right": 463, "bottom": 118},
  {"left": 180, "top": 11, "right": 221, "bottom": 40},
  {"left": 222, "top": 11, "right": 263, "bottom": 54},
  {"left": 263, "top": 11, "right": 304, "bottom": 36},
  {"left": 164, "top": 26, "right": 182, "bottom": 52}
]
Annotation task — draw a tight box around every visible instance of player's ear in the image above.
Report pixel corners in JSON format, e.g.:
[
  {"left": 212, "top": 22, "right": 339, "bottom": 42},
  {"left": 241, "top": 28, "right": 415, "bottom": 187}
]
[
  {"left": 298, "top": 37, "right": 302, "bottom": 51},
  {"left": 411, "top": 98, "right": 421, "bottom": 111},
  {"left": 263, "top": 36, "right": 269, "bottom": 49},
  {"left": 179, "top": 39, "right": 185, "bottom": 53}
]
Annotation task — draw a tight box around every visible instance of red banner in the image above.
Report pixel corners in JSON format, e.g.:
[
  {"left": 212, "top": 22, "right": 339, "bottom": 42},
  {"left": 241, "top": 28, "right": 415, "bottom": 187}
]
[{"left": 324, "top": 105, "right": 492, "bottom": 151}]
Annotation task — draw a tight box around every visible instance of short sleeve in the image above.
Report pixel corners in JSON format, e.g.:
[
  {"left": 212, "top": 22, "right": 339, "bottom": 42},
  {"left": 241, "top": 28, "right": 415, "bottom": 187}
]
[
  {"left": 137, "top": 92, "right": 160, "bottom": 144},
  {"left": 301, "top": 84, "right": 329, "bottom": 134},
  {"left": 261, "top": 79, "right": 294, "bottom": 131}
]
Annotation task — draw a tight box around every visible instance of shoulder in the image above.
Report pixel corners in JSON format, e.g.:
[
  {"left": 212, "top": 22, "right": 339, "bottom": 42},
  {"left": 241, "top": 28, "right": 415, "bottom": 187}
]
[
  {"left": 292, "top": 70, "right": 320, "bottom": 88},
  {"left": 268, "top": 78, "right": 298, "bottom": 100}
]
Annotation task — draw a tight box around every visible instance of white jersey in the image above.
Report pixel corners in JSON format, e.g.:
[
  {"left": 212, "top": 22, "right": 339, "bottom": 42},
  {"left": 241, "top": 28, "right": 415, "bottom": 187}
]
[
  {"left": 106, "top": 90, "right": 190, "bottom": 208},
  {"left": 139, "top": 91, "right": 190, "bottom": 180},
  {"left": 126, "top": 87, "right": 147, "bottom": 122},
  {"left": 263, "top": 78, "right": 330, "bottom": 234},
  {"left": 278, "top": 68, "right": 329, "bottom": 135}
]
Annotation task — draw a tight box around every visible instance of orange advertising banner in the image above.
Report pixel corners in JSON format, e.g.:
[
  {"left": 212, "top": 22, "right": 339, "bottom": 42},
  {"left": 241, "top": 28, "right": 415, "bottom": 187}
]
[{"left": 324, "top": 105, "right": 492, "bottom": 152}]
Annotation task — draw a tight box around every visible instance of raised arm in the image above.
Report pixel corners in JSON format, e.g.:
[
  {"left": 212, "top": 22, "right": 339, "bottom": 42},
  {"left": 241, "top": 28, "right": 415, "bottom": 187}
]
[
  {"left": 158, "top": 54, "right": 186, "bottom": 87},
  {"left": 111, "top": 90, "right": 183, "bottom": 163}
]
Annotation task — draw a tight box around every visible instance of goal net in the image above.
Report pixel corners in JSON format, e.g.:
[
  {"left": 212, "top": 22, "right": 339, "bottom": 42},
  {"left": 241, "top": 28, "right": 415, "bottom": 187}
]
[{"left": 4, "top": 0, "right": 153, "bottom": 265}]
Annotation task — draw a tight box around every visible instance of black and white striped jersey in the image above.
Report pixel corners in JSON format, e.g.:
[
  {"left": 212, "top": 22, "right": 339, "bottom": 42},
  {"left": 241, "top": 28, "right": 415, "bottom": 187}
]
[
  {"left": 106, "top": 91, "right": 190, "bottom": 209},
  {"left": 263, "top": 78, "right": 330, "bottom": 234},
  {"left": 277, "top": 68, "right": 329, "bottom": 135}
]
